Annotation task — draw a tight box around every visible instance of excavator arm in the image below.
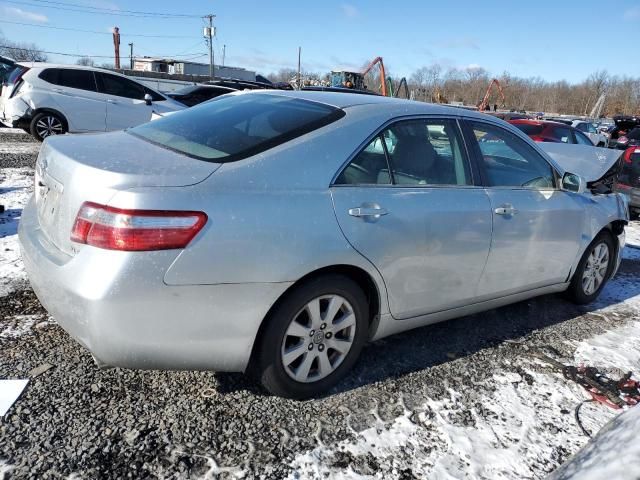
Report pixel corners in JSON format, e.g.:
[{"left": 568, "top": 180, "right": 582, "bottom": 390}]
[
  {"left": 478, "top": 78, "right": 506, "bottom": 112},
  {"left": 362, "top": 56, "right": 387, "bottom": 96}
]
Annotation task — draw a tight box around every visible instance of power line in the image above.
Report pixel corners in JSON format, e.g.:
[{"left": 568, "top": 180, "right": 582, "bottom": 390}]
[
  {"left": 1, "top": 0, "right": 202, "bottom": 18},
  {"left": 0, "top": 44, "right": 207, "bottom": 59},
  {"left": 0, "top": 20, "right": 201, "bottom": 38},
  {"left": 28, "top": 0, "right": 202, "bottom": 17}
]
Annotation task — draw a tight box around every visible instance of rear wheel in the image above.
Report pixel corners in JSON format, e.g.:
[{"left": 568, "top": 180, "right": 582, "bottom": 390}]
[
  {"left": 255, "top": 275, "right": 369, "bottom": 399},
  {"left": 567, "top": 232, "right": 615, "bottom": 304},
  {"left": 30, "top": 112, "right": 66, "bottom": 141}
]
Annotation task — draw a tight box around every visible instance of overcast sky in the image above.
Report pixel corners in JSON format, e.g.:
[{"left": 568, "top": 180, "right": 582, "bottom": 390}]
[{"left": 1, "top": 0, "right": 639, "bottom": 82}]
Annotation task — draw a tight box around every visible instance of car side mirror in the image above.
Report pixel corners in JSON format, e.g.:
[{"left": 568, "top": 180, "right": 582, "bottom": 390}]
[
  {"left": 561, "top": 172, "right": 586, "bottom": 193},
  {"left": 144, "top": 93, "right": 153, "bottom": 106}
]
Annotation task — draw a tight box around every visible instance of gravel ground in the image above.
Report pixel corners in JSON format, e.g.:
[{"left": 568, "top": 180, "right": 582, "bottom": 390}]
[
  {"left": 1, "top": 129, "right": 639, "bottom": 479},
  {"left": 0, "top": 131, "right": 39, "bottom": 169}
]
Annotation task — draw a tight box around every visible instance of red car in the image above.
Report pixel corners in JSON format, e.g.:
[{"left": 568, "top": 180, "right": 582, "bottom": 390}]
[{"left": 508, "top": 119, "right": 594, "bottom": 145}]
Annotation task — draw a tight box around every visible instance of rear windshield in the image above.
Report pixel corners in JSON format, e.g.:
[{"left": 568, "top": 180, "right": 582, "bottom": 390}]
[
  {"left": 512, "top": 123, "right": 544, "bottom": 136},
  {"left": 627, "top": 128, "right": 640, "bottom": 140},
  {"left": 129, "top": 93, "right": 345, "bottom": 162},
  {"left": 6, "top": 66, "right": 28, "bottom": 85}
]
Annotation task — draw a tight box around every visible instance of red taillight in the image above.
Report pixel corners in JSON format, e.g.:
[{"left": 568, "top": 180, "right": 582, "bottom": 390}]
[
  {"left": 622, "top": 147, "right": 639, "bottom": 164},
  {"left": 617, "top": 182, "right": 632, "bottom": 190},
  {"left": 70, "top": 202, "right": 207, "bottom": 251}
]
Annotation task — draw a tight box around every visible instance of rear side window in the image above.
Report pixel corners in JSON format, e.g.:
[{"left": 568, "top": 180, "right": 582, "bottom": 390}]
[
  {"left": 549, "top": 126, "right": 573, "bottom": 143},
  {"left": 129, "top": 94, "right": 345, "bottom": 162},
  {"left": 7, "top": 66, "right": 28, "bottom": 85},
  {"left": 56, "top": 69, "right": 97, "bottom": 91},
  {"left": 512, "top": 123, "right": 544, "bottom": 136},
  {"left": 335, "top": 119, "right": 471, "bottom": 186}
]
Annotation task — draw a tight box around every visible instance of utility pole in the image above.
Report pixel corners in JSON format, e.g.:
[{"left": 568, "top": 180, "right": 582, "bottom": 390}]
[
  {"left": 203, "top": 14, "right": 216, "bottom": 80},
  {"left": 222, "top": 44, "right": 226, "bottom": 67},
  {"left": 112, "top": 27, "right": 120, "bottom": 69},
  {"left": 297, "top": 46, "right": 301, "bottom": 90},
  {"left": 128, "top": 42, "right": 133, "bottom": 70}
]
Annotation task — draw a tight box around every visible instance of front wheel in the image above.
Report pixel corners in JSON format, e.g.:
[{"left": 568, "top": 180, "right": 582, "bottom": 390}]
[
  {"left": 30, "top": 112, "right": 66, "bottom": 141},
  {"left": 255, "top": 275, "right": 369, "bottom": 399},
  {"left": 566, "top": 232, "right": 615, "bottom": 304}
]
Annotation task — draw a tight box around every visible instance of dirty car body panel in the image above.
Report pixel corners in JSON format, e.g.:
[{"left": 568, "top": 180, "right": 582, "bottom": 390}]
[{"left": 19, "top": 92, "right": 628, "bottom": 374}]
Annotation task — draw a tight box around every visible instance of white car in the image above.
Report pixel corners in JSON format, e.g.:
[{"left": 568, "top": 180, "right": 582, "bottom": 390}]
[
  {"left": 0, "top": 63, "right": 185, "bottom": 140},
  {"left": 572, "top": 120, "right": 608, "bottom": 147}
]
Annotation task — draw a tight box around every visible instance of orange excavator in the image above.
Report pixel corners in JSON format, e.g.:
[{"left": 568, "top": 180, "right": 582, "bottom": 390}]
[
  {"left": 478, "top": 78, "right": 506, "bottom": 112},
  {"left": 330, "top": 56, "right": 388, "bottom": 96}
]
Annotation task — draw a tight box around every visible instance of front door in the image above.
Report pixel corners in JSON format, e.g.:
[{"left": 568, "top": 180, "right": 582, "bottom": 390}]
[
  {"left": 465, "top": 120, "right": 584, "bottom": 298},
  {"left": 95, "top": 72, "right": 152, "bottom": 130},
  {"left": 331, "top": 118, "right": 492, "bottom": 319}
]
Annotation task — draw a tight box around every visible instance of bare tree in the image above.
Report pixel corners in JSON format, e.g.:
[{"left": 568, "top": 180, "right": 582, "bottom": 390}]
[
  {"left": 0, "top": 40, "right": 47, "bottom": 62},
  {"left": 76, "top": 56, "right": 95, "bottom": 67}
]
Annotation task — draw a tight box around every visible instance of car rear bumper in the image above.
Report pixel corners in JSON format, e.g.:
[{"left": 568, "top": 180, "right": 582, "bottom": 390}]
[
  {"left": 1, "top": 97, "right": 32, "bottom": 129},
  {"left": 19, "top": 197, "right": 292, "bottom": 372}
]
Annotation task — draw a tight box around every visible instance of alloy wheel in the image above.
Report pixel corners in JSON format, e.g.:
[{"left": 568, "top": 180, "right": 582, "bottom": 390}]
[
  {"left": 582, "top": 242, "right": 610, "bottom": 295},
  {"left": 280, "top": 294, "right": 356, "bottom": 383},
  {"left": 36, "top": 115, "right": 64, "bottom": 139}
]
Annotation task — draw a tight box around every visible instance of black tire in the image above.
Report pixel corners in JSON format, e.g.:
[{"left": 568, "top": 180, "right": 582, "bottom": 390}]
[
  {"left": 255, "top": 274, "right": 369, "bottom": 399},
  {"left": 566, "top": 232, "right": 615, "bottom": 304},
  {"left": 29, "top": 112, "right": 66, "bottom": 142}
]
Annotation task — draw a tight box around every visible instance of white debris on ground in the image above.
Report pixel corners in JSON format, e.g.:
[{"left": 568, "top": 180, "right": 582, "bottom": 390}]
[
  {"left": 0, "top": 380, "right": 28, "bottom": 417},
  {"left": 0, "top": 168, "right": 34, "bottom": 297},
  {"left": 0, "top": 460, "right": 14, "bottom": 479},
  {"left": 0, "top": 314, "right": 51, "bottom": 339},
  {"left": 289, "top": 222, "right": 640, "bottom": 480}
]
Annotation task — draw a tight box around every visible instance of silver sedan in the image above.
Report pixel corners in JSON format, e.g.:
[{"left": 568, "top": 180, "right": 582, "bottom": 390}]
[{"left": 19, "top": 91, "right": 629, "bottom": 398}]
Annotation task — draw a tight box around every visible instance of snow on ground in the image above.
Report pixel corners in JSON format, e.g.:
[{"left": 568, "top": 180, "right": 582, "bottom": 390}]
[
  {"left": 289, "top": 223, "right": 640, "bottom": 480},
  {"left": 0, "top": 460, "right": 14, "bottom": 479},
  {"left": 0, "top": 168, "right": 34, "bottom": 297}
]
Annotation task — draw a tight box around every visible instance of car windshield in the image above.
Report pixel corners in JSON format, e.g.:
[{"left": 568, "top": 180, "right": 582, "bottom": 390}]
[
  {"left": 512, "top": 123, "right": 544, "bottom": 135},
  {"left": 128, "top": 93, "right": 345, "bottom": 162}
]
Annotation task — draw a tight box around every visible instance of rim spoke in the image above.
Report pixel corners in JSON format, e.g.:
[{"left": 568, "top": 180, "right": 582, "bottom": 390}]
[
  {"left": 324, "top": 296, "right": 343, "bottom": 324},
  {"left": 306, "top": 298, "right": 322, "bottom": 330},
  {"left": 286, "top": 320, "right": 309, "bottom": 338},
  {"left": 317, "top": 351, "right": 332, "bottom": 376},
  {"left": 326, "top": 338, "right": 351, "bottom": 355},
  {"left": 282, "top": 344, "right": 306, "bottom": 365},
  {"left": 333, "top": 312, "right": 356, "bottom": 333},
  {"left": 294, "top": 352, "right": 315, "bottom": 382}
]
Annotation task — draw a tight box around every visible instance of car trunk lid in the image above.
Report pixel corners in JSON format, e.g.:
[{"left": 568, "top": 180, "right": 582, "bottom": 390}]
[{"left": 35, "top": 131, "right": 220, "bottom": 256}]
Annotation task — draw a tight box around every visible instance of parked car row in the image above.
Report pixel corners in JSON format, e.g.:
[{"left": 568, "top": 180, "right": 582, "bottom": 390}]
[
  {"left": 507, "top": 119, "right": 598, "bottom": 146},
  {"left": 0, "top": 63, "right": 185, "bottom": 140}
]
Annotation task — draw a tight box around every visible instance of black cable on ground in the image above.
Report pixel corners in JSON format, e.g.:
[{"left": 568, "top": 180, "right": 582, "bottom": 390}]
[{"left": 574, "top": 399, "right": 595, "bottom": 437}]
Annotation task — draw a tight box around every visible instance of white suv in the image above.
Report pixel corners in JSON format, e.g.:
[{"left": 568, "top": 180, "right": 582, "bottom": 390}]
[{"left": 0, "top": 63, "right": 185, "bottom": 141}]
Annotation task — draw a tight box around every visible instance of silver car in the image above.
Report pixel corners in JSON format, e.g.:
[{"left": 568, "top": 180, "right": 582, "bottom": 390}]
[{"left": 19, "top": 91, "right": 629, "bottom": 399}]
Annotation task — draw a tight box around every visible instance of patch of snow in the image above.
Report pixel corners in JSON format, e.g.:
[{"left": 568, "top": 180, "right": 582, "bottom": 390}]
[
  {"left": 0, "top": 460, "right": 14, "bottom": 480},
  {"left": 573, "top": 321, "right": 640, "bottom": 376},
  {"left": 625, "top": 220, "right": 640, "bottom": 249},
  {"left": 0, "top": 168, "right": 34, "bottom": 297},
  {"left": 0, "top": 379, "right": 28, "bottom": 416},
  {"left": 0, "top": 144, "right": 40, "bottom": 154},
  {"left": 0, "top": 314, "right": 49, "bottom": 339}
]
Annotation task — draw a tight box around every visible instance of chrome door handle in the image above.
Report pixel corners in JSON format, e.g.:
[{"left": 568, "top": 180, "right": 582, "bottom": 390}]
[
  {"left": 52, "top": 88, "right": 64, "bottom": 93},
  {"left": 348, "top": 207, "right": 388, "bottom": 218},
  {"left": 107, "top": 99, "right": 118, "bottom": 104},
  {"left": 494, "top": 204, "right": 518, "bottom": 216}
]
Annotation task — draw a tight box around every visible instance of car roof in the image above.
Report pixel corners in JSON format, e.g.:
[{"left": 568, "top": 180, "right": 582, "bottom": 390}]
[
  {"left": 242, "top": 89, "right": 497, "bottom": 120},
  {"left": 510, "top": 119, "right": 572, "bottom": 127}
]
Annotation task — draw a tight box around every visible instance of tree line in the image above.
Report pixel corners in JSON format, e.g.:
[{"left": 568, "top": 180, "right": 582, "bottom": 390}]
[{"left": 269, "top": 64, "right": 640, "bottom": 117}]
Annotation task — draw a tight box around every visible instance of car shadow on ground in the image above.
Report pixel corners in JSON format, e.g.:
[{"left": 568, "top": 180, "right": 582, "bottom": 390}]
[
  {"left": 215, "top": 256, "right": 640, "bottom": 399},
  {"left": 0, "top": 208, "right": 22, "bottom": 236}
]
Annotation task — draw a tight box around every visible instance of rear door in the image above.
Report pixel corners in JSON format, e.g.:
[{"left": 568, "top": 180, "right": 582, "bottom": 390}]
[
  {"left": 95, "top": 72, "right": 152, "bottom": 130},
  {"left": 464, "top": 120, "right": 584, "bottom": 298},
  {"left": 42, "top": 68, "right": 106, "bottom": 132},
  {"left": 331, "top": 118, "right": 492, "bottom": 319}
]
